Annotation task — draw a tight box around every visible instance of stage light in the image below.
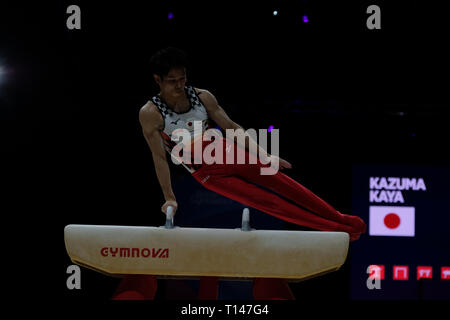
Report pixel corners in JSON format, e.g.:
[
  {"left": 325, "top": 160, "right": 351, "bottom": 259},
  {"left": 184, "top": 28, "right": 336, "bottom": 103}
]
[
  {"left": 302, "top": 15, "right": 309, "bottom": 23},
  {"left": 273, "top": 10, "right": 278, "bottom": 16},
  {"left": 168, "top": 12, "right": 174, "bottom": 20},
  {"left": 268, "top": 125, "right": 274, "bottom": 132}
]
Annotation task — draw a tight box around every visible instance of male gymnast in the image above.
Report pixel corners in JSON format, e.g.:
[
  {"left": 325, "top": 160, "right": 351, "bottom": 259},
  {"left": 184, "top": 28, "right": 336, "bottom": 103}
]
[{"left": 112, "top": 47, "right": 366, "bottom": 300}]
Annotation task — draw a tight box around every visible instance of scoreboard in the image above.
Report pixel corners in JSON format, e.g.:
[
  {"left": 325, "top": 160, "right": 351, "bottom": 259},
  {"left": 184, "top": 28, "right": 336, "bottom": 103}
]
[{"left": 350, "top": 165, "right": 450, "bottom": 300}]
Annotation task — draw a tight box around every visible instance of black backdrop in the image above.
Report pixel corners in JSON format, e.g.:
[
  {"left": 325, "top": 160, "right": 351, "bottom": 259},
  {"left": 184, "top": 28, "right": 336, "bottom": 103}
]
[{"left": 1, "top": 0, "right": 449, "bottom": 308}]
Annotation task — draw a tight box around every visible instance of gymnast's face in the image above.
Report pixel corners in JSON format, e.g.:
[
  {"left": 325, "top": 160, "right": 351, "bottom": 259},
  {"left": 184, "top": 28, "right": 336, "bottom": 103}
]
[{"left": 155, "top": 67, "right": 187, "bottom": 98}]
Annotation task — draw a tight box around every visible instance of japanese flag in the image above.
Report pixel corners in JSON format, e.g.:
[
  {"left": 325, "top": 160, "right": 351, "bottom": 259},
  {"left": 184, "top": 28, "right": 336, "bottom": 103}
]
[{"left": 369, "top": 206, "right": 415, "bottom": 237}]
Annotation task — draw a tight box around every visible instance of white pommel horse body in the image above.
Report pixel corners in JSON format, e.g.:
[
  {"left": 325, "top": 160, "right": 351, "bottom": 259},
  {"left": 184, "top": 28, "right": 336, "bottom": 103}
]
[{"left": 64, "top": 207, "right": 349, "bottom": 281}]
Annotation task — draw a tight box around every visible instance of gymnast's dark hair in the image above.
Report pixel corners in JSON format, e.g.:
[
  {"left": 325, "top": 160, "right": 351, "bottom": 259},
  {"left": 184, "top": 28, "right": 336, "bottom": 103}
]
[{"left": 149, "top": 47, "right": 189, "bottom": 79}]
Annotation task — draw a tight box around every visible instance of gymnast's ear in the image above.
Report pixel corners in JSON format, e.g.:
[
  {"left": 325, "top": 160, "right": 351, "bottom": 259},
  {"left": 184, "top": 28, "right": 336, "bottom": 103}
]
[{"left": 153, "top": 74, "right": 162, "bottom": 86}]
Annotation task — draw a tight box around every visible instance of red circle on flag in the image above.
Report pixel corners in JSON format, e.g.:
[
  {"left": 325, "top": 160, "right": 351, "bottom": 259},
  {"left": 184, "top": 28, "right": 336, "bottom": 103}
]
[{"left": 384, "top": 213, "right": 401, "bottom": 229}]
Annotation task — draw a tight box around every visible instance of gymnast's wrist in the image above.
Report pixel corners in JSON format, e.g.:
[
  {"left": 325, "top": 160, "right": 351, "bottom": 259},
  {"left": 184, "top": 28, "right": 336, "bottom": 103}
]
[{"left": 165, "top": 195, "right": 177, "bottom": 202}]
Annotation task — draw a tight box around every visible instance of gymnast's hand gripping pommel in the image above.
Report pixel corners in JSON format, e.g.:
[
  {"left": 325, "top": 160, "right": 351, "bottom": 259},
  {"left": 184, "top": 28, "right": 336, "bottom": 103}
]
[{"left": 164, "top": 205, "right": 175, "bottom": 229}]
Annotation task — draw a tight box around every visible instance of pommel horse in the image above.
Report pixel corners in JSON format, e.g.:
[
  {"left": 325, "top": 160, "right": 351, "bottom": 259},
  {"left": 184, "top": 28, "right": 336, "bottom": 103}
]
[{"left": 64, "top": 207, "right": 349, "bottom": 299}]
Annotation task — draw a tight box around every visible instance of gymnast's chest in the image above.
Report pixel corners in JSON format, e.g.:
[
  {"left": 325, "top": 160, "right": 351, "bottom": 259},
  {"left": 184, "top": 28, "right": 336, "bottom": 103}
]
[{"left": 163, "top": 107, "right": 209, "bottom": 138}]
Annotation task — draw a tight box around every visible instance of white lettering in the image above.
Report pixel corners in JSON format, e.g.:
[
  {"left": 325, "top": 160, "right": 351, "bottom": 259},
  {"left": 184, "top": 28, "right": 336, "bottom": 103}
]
[
  {"left": 225, "top": 128, "right": 247, "bottom": 164},
  {"left": 416, "top": 178, "right": 426, "bottom": 191},
  {"left": 370, "top": 177, "right": 380, "bottom": 189},
  {"left": 66, "top": 5, "right": 81, "bottom": 30},
  {"left": 379, "top": 177, "right": 388, "bottom": 189},
  {"left": 366, "top": 266, "right": 381, "bottom": 290},
  {"left": 368, "top": 176, "right": 427, "bottom": 202},
  {"left": 66, "top": 265, "right": 81, "bottom": 290},
  {"left": 193, "top": 121, "right": 203, "bottom": 164},
  {"left": 395, "top": 267, "right": 408, "bottom": 278},
  {"left": 260, "top": 129, "right": 279, "bottom": 176},
  {"left": 169, "top": 123, "right": 280, "bottom": 175},
  {"left": 393, "top": 191, "right": 404, "bottom": 203},
  {"left": 202, "top": 129, "right": 224, "bottom": 164},
  {"left": 182, "top": 304, "right": 215, "bottom": 318},
  {"left": 370, "top": 190, "right": 379, "bottom": 202},
  {"left": 369, "top": 190, "right": 404, "bottom": 203},
  {"left": 171, "top": 128, "right": 192, "bottom": 164},
  {"left": 366, "top": 5, "right": 381, "bottom": 30},
  {"left": 405, "top": 178, "right": 417, "bottom": 190}
]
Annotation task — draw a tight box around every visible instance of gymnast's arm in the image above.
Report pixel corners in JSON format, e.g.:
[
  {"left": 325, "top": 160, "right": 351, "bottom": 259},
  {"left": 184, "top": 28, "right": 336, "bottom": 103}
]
[
  {"left": 139, "top": 102, "right": 178, "bottom": 215},
  {"left": 197, "top": 88, "right": 270, "bottom": 160}
]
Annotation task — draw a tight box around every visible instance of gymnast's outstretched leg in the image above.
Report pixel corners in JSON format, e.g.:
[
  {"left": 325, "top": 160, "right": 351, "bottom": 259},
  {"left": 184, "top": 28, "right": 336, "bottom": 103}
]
[
  {"left": 193, "top": 167, "right": 363, "bottom": 241},
  {"left": 234, "top": 160, "right": 366, "bottom": 235}
]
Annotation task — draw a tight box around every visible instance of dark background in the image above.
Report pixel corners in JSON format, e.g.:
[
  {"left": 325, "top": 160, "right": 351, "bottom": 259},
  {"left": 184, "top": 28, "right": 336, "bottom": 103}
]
[{"left": 1, "top": 0, "right": 448, "bottom": 307}]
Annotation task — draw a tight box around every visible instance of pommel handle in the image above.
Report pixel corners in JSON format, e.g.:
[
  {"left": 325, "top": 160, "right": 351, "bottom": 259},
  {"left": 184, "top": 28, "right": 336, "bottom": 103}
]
[
  {"left": 241, "top": 208, "right": 251, "bottom": 231},
  {"left": 165, "top": 206, "right": 175, "bottom": 229}
]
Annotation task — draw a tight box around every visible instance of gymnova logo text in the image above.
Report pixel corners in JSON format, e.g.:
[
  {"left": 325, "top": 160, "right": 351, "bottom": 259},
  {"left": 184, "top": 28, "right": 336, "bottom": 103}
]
[{"left": 100, "top": 247, "right": 169, "bottom": 258}]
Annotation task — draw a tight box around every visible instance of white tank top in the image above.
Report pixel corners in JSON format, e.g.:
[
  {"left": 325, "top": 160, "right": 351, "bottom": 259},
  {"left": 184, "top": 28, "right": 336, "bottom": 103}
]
[{"left": 151, "top": 86, "right": 210, "bottom": 172}]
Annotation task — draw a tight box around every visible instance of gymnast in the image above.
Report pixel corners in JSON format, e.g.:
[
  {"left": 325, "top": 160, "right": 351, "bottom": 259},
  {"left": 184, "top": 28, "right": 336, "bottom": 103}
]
[
  {"left": 113, "top": 47, "right": 366, "bottom": 300},
  {"left": 139, "top": 47, "right": 366, "bottom": 240}
]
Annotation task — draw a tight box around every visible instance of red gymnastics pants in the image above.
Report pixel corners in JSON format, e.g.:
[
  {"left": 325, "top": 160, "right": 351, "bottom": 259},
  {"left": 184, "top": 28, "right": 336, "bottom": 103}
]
[
  {"left": 191, "top": 137, "right": 366, "bottom": 241},
  {"left": 112, "top": 137, "right": 366, "bottom": 300}
]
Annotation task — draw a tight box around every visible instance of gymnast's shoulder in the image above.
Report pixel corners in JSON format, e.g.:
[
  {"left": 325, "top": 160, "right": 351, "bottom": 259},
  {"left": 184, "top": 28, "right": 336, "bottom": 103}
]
[
  {"left": 139, "top": 101, "right": 163, "bottom": 129},
  {"left": 193, "top": 88, "right": 218, "bottom": 106}
]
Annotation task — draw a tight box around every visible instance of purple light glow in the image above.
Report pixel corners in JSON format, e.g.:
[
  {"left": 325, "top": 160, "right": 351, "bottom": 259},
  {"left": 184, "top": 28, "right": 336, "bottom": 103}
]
[
  {"left": 168, "top": 12, "right": 174, "bottom": 20},
  {"left": 268, "top": 125, "right": 274, "bottom": 132},
  {"left": 302, "top": 15, "right": 309, "bottom": 23}
]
